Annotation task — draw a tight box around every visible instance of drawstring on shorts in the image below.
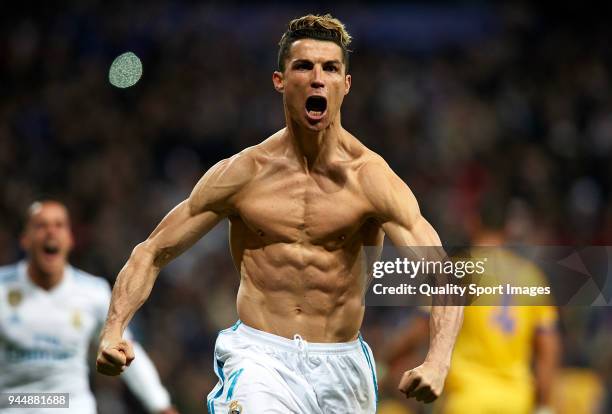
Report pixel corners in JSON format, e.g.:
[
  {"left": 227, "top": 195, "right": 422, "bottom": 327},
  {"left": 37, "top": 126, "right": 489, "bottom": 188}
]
[{"left": 293, "top": 334, "right": 309, "bottom": 361}]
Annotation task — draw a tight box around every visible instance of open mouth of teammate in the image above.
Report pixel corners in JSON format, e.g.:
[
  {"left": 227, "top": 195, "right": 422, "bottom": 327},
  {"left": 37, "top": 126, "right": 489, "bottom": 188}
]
[
  {"left": 42, "top": 242, "right": 60, "bottom": 257},
  {"left": 305, "top": 95, "right": 327, "bottom": 122}
]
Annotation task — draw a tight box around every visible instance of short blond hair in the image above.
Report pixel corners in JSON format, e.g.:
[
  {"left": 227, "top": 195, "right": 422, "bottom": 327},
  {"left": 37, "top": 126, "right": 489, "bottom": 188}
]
[{"left": 277, "top": 14, "right": 352, "bottom": 72}]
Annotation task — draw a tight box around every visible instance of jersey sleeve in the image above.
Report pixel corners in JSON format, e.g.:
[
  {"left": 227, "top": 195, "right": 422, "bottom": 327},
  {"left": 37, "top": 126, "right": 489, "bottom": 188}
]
[
  {"left": 533, "top": 306, "right": 558, "bottom": 333},
  {"left": 121, "top": 340, "right": 172, "bottom": 412}
]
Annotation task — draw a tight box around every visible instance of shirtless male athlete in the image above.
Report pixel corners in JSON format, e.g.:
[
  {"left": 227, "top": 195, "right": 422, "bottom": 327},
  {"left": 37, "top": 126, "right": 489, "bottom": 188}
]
[{"left": 96, "top": 14, "right": 463, "bottom": 413}]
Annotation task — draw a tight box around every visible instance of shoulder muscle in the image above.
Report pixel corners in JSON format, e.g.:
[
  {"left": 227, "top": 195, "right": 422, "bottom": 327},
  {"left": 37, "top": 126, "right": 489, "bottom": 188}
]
[
  {"left": 189, "top": 149, "right": 258, "bottom": 214},
  {"left": 359, "top": 158, "right": 419, "bottom": 227}
]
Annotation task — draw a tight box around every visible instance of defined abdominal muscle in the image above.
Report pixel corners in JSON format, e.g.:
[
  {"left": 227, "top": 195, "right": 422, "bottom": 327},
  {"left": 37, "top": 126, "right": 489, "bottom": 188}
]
[
  {"left": 235, "top": 244, "right": 365, "bottom": 341},
  {"left": 240, "top": 243, "right": 363, "bottom": 294}
]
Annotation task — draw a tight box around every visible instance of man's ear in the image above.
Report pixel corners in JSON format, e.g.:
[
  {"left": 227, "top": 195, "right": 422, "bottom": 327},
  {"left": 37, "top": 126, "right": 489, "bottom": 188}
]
[
  {"left": 272, "top": 71, "right": 284, "bottom": 93},
  {"left": 344, "top": 73, "right": 351, "bottom": 95}
]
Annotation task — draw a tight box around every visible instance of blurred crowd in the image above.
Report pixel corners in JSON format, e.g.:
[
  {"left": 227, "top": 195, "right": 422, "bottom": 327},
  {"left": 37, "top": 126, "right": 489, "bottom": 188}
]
[{"left": 1, "top": 2, "right": 610, "bottom": 413}]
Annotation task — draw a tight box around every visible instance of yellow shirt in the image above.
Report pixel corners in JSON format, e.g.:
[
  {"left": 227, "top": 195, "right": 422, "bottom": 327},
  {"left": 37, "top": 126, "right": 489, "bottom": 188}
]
[{"left": 436, "top": 250, "right": 558, "bottom": 414}]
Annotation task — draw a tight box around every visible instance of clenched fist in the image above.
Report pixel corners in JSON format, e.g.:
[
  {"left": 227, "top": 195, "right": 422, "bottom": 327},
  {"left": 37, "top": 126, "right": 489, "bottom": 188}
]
[
  {"left": 398, "top": 362, "right": 447, "bottom": 403},
  {"left": 96, "top": 336, "right": 135, "bottom": 376}
]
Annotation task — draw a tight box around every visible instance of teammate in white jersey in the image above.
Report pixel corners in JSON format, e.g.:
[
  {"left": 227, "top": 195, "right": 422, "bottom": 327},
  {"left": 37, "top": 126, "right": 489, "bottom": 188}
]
[{"left": 0, "top": 200, "right": 178, "bottom": 414}]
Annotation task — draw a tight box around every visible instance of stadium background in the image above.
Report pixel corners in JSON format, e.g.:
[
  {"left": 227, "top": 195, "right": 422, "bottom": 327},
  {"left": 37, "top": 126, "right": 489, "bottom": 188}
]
[{"left": 1, "top": 2, "right": 610, "bottom": 413}]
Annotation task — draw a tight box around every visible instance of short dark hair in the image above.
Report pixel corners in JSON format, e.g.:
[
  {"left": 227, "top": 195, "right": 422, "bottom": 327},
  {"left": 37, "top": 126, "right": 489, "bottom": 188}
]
[{"left": 277, "top": 14, "right": 352, "bottom": 73}]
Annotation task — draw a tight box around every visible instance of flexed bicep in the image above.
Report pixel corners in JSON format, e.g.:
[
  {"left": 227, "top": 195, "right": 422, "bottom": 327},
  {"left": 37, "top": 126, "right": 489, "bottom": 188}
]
[
  {"left": 146, "top": 151, "right": 256, "bottom": 267},
  {"left": 360, "top": 158, "right": 441, "bottom": 248},
  {"left": 382, "top": 214, "right": 442, "bottom": 249},
  {"left": 145, "top": 200, "right": 224, "bottom": 269}
]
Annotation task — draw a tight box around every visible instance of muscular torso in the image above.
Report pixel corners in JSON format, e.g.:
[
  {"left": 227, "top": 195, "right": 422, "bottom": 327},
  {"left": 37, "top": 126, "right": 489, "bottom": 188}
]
[{"left": 225, "top": 132, "right": 384, "bottom": 342}]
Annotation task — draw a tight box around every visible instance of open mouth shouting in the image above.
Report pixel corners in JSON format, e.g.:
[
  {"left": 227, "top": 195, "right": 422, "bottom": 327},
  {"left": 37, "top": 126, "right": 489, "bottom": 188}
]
[
  {"left": 305, "top": 95, "right": 327, "bottom": 122},
  {"left": 41, "top": 241, "right": 61, "bottom": 260}
]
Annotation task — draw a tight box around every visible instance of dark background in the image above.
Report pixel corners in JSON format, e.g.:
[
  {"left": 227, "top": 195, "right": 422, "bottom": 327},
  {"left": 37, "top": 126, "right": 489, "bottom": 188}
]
[{"left": 1, "top": 2, "right": 610, "bottom": 413}]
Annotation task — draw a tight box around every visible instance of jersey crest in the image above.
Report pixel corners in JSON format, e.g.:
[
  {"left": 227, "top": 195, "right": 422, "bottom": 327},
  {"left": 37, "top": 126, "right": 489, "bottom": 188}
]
[
  {"left": 8, "top": 289, "right": 22, "bottom": 307},
  {"left": 229, "top": 400, "right": 242, "bottom": 414},
  {"left": 71, "top": 310, "right": 82, "bottom": 329}
]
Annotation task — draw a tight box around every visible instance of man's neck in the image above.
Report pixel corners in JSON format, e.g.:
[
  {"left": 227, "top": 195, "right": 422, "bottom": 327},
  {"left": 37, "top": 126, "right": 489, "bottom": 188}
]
[
  {"left": 285, "top": 115, "right": 344, "bottom": 172},
  {"left": 27, "top": 262, "right": 64, "bottom": 291}
]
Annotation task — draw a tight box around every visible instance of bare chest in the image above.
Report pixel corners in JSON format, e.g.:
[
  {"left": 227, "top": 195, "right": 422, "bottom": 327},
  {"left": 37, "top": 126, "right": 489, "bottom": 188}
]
[{"left": 235, "top": 169, "right": 370, "bottom": 244}]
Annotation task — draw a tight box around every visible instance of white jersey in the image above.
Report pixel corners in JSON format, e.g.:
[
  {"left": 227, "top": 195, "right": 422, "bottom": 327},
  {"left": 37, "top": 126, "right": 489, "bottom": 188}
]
[{"left": 0, "top": 261, "right": 171, "bottom": 414}]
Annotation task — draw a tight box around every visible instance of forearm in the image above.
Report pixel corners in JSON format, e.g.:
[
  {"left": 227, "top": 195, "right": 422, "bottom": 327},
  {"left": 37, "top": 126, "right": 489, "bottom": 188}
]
[
  {"left": 423, "top": 245, "right": 463, "bottom": 369},
  {"left": 424, "top": 306, "right": 463, "bottom": 370},
  {"left": 535, "top": 331, "right": 561, "bottom": 406},
  {"left": 535, "top": 361, "right": 554, "bottom": 407},
  {"left": 102, "top": 242, "right": 161, "bottom": 336}
]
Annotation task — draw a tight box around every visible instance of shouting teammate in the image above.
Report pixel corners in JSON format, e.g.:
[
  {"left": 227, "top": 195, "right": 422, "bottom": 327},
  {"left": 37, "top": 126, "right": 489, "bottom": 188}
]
[
  {"left": 0, "top": 201, "right": 177, "bottom": 414},
  {"left": 97, "top": 14, "right": 463, "bottom": 413}
]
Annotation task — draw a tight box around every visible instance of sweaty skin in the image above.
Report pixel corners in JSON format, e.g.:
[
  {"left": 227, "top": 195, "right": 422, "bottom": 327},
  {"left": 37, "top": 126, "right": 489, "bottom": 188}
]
[{"left": 97, "top": 37, "right": 463, "bottom": 404}]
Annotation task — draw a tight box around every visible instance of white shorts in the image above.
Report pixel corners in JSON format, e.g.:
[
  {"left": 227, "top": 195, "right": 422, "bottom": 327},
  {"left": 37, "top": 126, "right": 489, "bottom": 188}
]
[{"left": 206, "top": 321, "right": 378, "bottom": 413}]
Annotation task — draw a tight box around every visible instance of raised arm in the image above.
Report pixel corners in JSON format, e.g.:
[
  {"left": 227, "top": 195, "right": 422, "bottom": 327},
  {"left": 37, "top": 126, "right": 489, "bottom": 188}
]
[
  {"left": 97, "top": 153, "right": 255, "bottom": 376},
  {"left": 361, "top": 159, "right": 463, "bottom": 403}
]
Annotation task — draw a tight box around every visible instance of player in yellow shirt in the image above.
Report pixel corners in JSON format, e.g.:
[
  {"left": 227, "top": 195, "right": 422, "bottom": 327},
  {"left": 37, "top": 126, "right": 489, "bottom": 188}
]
[
  {"left": 384, "top": 207, "right": 561, "bottom": 414},
  {"left": 437, "top": 302, "right": 558, "bottom": 413}
]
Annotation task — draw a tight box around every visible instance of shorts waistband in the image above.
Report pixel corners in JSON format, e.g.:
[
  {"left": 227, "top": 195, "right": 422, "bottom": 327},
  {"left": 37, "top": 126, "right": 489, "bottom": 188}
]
[{"left": 227, "top": 320, "right": 363, "bottom": 355}]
